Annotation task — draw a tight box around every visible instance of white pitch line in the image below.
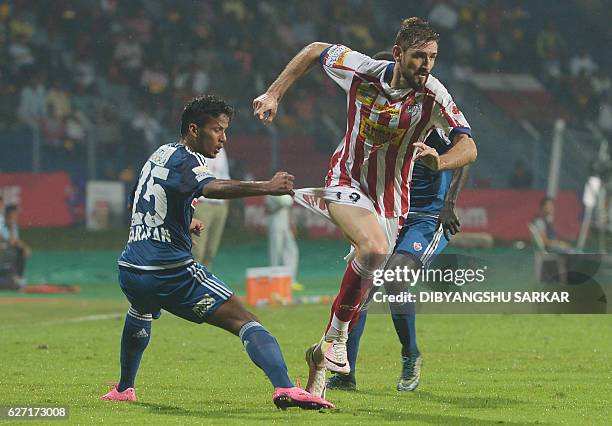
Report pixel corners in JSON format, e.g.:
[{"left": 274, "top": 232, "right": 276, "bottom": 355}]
[
  {"left": 41, "top": 313, "right": 124, "bottom": 326},
  {"left": 1, "top": 313, "right": 124, "bottom": 330}
]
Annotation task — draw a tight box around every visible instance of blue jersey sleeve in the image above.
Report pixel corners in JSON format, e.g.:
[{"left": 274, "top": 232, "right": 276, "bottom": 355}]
[
  {"left": 178, "top": 152, "right": 216, "bottom": 195},
  {"left": 425, "top": 128, "right": 452, "bottom": 155}
]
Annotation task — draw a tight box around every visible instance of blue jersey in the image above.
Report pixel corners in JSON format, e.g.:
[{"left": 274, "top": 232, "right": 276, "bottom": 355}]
[
  {"left": 409, "top": 129, "right": 453, "bottom": 216},
  {"left": 118, "top": 143, "right": 216, "bottom": 270}
]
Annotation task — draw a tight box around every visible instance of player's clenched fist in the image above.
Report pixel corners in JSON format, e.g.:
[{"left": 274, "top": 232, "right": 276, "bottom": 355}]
[
  {"left": 253, "top": 93, "right": 278, "bottom": 124},
  {"left": 189, "top": 218, "right": 204, "bottom": 236},
  {"left": 265, "top": 171, "right": 295, "bottom": 195}
]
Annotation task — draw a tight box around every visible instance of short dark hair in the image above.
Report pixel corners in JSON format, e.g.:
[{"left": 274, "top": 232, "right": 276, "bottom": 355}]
[
  {"left": 395, "top": 17, "right": 440, "bottom": 50},
  {"left": 180, "top": 95, "right": 234, "bottom": 137},
  {"left": 373, "top": 51, "right": 394, "bottom": 61},
  {"left": 5, "top": 205, "right": 18, "bottom": 215},
  {"left": 540, "top": 197, "right": 554, "bottom": 207}
]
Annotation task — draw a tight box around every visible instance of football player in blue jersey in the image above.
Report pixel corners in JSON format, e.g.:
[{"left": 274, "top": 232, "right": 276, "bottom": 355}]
[
  {"left": 318, "top": 53, "right": 470, "bottom": 393},
  {"left": 101, "top": 95, "right": 334, "bottom": 410}
]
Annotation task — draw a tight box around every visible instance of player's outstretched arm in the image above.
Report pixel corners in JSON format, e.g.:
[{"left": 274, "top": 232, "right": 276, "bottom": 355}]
[
  {"left": 438, "top": 165, "right": 470, "bottom": 240},
  {"left": 253, "top": 42, "right": 331, "bottom": 124},
  {"left": 202, "top": 171, "right": 295, "bottom": 199},
  {"left": 438, "top": 133, "right": 477, "bottom": 170}
]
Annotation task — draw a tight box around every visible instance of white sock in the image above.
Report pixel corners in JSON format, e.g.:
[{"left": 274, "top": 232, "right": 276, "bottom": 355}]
[{"left": 330, "top": 314, "right": 349, "bottom": 333}]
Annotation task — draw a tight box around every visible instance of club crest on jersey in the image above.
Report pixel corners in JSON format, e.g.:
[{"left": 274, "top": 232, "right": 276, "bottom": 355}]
[
  {"left": 406, "top": 103, "right": 423, "bottom": 118},
  {"left": 413, "top": 242, "right": 422, "bottom": 251},
  {"left": 193, "top": 295, "right": 216, "bottom": 318}
]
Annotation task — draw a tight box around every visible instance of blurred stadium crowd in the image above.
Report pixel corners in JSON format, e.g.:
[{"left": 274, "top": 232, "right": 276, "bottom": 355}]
[{"left": 0, "top": 0, "right": 610, "bottom": 183}]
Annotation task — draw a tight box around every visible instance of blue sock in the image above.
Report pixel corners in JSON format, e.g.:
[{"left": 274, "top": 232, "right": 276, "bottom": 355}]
[
  {"left": 391, "top": 303, "right": 419, "bottom": 357},
  {"left": 346, "top": 310, "right": 368, "bottom": 380},
  {"left": 239, "top": 322, "right": 294, "bottom": 389},
  {"left": 118, "top": 310, "right": 152, "bottom": 392}
]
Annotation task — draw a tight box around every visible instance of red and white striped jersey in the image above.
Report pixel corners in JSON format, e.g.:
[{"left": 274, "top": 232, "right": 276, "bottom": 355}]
[{"left": 320, "top": 44, "right": 471, "bottom": 218}]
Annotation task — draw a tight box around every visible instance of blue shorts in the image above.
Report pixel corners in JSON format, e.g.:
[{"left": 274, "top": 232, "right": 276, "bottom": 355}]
[
  {"left": 394, "top": 215, "right": 448, "bottom": 268},
  {"left": 118, "top": 262, "right": 233, "bottom": 324}
]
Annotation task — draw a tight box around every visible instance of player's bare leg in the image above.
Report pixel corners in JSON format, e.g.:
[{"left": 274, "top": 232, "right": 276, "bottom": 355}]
[
  {"left": 206, "top": 294, "right": 259, "bottom": 335},
  {"left": 208, "top": 295, "right": 334, "bottom": 409},
  {"left": 311, "top": 202, "right": 389, "bottom": 375}
]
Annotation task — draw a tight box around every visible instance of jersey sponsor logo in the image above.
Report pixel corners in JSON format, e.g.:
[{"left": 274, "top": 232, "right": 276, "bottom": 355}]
[
  {"left": 325, "top": 45, "right": 351, "bottom": 67},
  {"left": 359, "top": 116, "right": 407, "bottom": 146},
  {"left": 150, "top": 145, "right": 177, "bottom": 167},
  {"left": 192, "top": 295, "right": 216, "bottom": 318},
  {"left": 448, "top": 102, "right": 467, "bottom": 124},
  {"left": 413, "top": 242, "right": 422, "bottom": 251},
  {"left": 375, "top": 104, "right": 400, "bottom": 116},
  {"left": 192, "top": 165, "right": 213, "bottom": 182},
  {"left": 356, "top": 84, "right": 377, "bottom": 105},
  {"left": 336, "top": 49, "right": 350, "bottom": 66}
]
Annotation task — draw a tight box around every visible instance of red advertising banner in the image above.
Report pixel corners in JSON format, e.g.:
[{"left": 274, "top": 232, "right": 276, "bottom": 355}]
[
  {"left": 244, "top": 189, "right": 581, "bottom": 241},
  {"left": 457, "top": 189, "right": 580, "bottom": 240},
  {"left": 0, "top": 172, "right": 74, "bottom": 228}
]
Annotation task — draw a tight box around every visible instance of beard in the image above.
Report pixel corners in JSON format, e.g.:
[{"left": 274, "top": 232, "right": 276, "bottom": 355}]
[{"left": 401, "top": 69, "right": 428, "bottom": 89}]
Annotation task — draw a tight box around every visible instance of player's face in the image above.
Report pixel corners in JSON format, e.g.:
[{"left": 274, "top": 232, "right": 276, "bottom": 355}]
[
  {"left": 393, "top": 41, "right": 438, "bottom": 89},
  {"left": 543, "top": 200, "right": 554, "bottom": 216},
  {"left": 193, "top": 114, "right": 230, "bottom": 158},
  {"left": 5, "top": 210, "right": 17, "bottom": 226}
]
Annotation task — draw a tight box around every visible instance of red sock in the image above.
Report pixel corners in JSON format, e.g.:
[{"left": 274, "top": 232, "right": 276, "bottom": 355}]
[{"left": 325, "top": 260, "right": 370, "bottom": 332}]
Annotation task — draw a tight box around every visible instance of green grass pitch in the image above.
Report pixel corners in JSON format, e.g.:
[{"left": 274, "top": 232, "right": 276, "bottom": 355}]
[{"left": 1, "top": 299, "right": 610, "bottom": 425}]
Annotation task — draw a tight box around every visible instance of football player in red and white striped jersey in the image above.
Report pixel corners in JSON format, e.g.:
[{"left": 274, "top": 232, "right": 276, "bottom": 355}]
[{"left": 254, "top": 17, "right": 477, "bottom": 377}]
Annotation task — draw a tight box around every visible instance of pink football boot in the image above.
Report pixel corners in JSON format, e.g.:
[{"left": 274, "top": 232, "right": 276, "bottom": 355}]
[
  {"left": 272, "top": 387, "right": 335, "bottom": 410},
  {"left": 100, "top": 385, "right": 137, "bottom": 401}
]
